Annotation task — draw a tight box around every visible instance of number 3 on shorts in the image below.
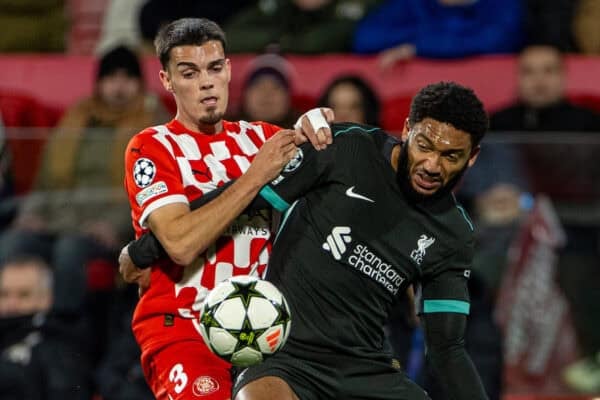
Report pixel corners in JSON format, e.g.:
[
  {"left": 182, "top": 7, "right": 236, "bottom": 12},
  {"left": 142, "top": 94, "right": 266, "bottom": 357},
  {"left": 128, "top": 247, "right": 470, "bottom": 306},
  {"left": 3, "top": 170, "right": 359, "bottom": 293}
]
[{"left": 169, "top": 363, "right": 189, "bottom": 394}]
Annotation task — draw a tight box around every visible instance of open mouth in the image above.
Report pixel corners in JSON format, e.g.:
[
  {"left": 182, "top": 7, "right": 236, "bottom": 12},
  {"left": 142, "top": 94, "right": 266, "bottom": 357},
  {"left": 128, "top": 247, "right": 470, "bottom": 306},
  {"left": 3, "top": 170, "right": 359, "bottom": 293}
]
[
  {"left": 413, "top": 173, "right": 441, "bottom": 192},
  {"left": 201, "top": 96, "right": 218, "bottom": 106}
]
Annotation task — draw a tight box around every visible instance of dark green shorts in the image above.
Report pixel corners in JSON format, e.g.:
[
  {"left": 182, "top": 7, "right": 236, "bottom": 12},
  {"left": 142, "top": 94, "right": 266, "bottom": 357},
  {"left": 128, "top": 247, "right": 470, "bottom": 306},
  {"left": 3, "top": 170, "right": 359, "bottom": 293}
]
[{"left": 232, "top": 342, "right": 430, "bottom": 400}]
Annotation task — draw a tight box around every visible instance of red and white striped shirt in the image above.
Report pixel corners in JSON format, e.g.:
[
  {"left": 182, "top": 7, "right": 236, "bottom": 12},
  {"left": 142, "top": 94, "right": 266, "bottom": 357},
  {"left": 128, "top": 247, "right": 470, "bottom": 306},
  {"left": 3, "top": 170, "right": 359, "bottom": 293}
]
[{"left": 124, "top": 118, "right": 280, "bottom": 352}]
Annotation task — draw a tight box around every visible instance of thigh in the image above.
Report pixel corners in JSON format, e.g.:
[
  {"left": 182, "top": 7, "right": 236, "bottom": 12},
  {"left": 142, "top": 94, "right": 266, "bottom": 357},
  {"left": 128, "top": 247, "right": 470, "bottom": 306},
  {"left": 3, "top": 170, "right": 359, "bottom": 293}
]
[
  {"left": 340, "top": 362, "right": 430, "bottom": 400},
  {"left": 232, "top": 348, "right": 337, "bottom": 400},
  {"left": 235, "top": 376, "right": 299, "bottom": 400},
  {"left": 143, "top": 341, "right": 233, "bottom": 400}
]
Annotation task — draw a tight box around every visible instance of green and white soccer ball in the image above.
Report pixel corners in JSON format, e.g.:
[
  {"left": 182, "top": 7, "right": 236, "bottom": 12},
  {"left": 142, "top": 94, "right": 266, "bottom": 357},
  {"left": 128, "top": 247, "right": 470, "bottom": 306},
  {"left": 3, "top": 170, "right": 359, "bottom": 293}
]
[{"left": 199, "top": 276, "right": 292, "bottom": 367}]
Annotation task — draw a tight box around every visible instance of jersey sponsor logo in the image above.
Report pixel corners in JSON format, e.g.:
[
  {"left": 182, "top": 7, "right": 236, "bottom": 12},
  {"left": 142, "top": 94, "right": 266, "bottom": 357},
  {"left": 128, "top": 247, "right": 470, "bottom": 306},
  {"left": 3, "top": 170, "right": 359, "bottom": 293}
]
[
  {"left": 410, "top": 234, "right": 436, "bottom": 265},
  {"left": 135, "top": 181, "right": 168, "bottom": 206},
  {"left": 323, "top": 226, "right": 405, "bottom": 294},
  {"left": 322, "top": 226, "right": 352, "bottom": 260},
  {"left": 133, "top": 158, "right": 156, "bottom": 188},
  {"left": 348, "top": 243, "right": 405, "bottom": 294},
  {"left": 345, "top": 186, "right": 375, "bottom": 203},
  {"left": 192, "top": 376, "right": 219, "bottom": 396}
]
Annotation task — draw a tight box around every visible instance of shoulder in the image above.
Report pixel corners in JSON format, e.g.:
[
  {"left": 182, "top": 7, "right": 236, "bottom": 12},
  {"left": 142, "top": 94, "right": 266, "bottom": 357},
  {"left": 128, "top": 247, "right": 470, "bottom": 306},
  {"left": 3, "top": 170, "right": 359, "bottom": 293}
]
[
  {"left": 125, "top": 124, "right": 174, "bottom": 159},
  {"left": 426, "top": 194, "right": 475, "bottom": 247},
  {"left": 448, "top": 196, "right": 476, "bottom": 246},
  {"left": 128, "top": 125, "right": 161, "bottom": 146},
  {"left": 331, "top": 122, "right": 389, "bottom": 147}
]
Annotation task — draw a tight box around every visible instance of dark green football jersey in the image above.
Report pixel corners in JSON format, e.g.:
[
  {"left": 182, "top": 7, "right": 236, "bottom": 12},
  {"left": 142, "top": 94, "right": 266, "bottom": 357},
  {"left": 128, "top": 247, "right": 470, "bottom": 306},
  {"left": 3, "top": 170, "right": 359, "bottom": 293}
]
[{"left": 257, "top": 123, "right": 475, "bottom": 358}]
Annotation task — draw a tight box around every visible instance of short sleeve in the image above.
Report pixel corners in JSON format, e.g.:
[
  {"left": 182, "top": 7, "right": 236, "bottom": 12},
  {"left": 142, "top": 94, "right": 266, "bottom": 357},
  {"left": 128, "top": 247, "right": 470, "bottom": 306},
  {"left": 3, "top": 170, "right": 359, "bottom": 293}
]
[
  {"left": 419, "top": 247, "right": 473, "bottom": 316},
  {"left": 124, "top": 131, "right": 189, "bottom": 228}
]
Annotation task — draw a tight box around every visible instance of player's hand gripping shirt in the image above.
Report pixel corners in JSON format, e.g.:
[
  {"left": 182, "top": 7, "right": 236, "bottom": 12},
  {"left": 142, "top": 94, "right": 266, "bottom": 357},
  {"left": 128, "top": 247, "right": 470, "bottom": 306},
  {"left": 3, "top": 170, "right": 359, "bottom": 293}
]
[
  {"left": 124, "top": 119, "right": 280, "bottom": 351},
  {"left": 253, "top": 123, "right": 475, "bottom": 357}
]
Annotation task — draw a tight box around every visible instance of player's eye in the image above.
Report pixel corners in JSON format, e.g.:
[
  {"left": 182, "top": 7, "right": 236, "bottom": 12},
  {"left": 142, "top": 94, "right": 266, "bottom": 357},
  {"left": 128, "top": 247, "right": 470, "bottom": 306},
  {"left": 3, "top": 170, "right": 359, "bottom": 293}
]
[
  {"left": 182, "top": 71, "right": 196, "bottom": 79},
  {"left": 210, "top": 65, "right": 223, "bottom": 72},
  {"left": 416, "top": 142, "right": 430, "bottom": 152}
]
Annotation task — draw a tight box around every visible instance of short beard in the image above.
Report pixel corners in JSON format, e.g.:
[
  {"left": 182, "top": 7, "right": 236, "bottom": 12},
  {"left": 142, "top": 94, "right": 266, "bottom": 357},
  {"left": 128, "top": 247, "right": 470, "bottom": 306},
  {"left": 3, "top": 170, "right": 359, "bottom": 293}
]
[
  {"left": 395, "top": 141, "right": 468, "bottom": 204},
  {"left": 199, "top": 110, "right": 225, "bottom": 126}
]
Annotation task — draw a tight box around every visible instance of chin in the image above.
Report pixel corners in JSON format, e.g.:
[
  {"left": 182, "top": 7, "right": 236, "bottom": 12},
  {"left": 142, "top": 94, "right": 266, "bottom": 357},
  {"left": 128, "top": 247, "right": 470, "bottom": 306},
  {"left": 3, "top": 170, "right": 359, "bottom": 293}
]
[{"left": 200, "top": 111, "right": 225, "bottom": 125}]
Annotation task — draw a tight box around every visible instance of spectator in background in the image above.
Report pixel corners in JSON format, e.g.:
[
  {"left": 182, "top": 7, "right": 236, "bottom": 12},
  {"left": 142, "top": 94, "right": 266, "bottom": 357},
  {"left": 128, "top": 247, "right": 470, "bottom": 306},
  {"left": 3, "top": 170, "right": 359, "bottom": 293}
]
[
  {"left": 1, "top": 44, "right": 170, "bottom": 261},
  {"left": 573, "top": 0, "right": 600, "bottom": 55},
  {"left": 353, "top": 0, "right": 524, "bottom": 68},
  {"left": 317, "top": 75, "right": 381, "bottom": 126},
  {"left": 0, "top": 0, "right": 66, "bottom": 52},
  {"left": 490, "top": 43, "right": 600, "bottom": 395},
  {"left": 524, "top": 0, "right": 579, "bottom": 53},
  {"left": 137, "top": 0, "right": 248, "bottom": 54},
  {"left": 0, "top": 44, "right": 170, "bottom": 370},
  {"left": 95, "top": 284, "right": 153, "bottom": 400},
  {"left": 491, "top": 44, "right": 600, "bottom": 132},
  {"left": 96, "top": 0, "right": 147, "bottom": 54},
  {"left": 224, "top": 0, "right": 381, "bottom": 54},
  {"left": 489, "top": 44, "right": 600, "bottom": 206},
  {"left": 234, "top": 53, "right": 302, "bottom": 127},
  {"left": 0, "top": 116, "right": 17, "bottom": 233},
  {"left": 0, "top": 256, "right": 93, "bottom": 399}
]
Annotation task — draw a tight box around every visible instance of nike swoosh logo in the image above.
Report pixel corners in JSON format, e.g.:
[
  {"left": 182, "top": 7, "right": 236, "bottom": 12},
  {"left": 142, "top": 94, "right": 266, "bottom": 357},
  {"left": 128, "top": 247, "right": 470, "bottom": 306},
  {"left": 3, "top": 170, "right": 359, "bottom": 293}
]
[{"left": 345, "top": 186, "right": 375, "bottom": 203}]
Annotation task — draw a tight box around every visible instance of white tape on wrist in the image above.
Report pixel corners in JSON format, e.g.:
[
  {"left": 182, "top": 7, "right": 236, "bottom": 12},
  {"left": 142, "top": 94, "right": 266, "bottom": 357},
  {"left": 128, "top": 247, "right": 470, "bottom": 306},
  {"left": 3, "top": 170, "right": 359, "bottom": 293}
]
[{"left": 294, "top": 108, "right": 330, "bottom": 132}]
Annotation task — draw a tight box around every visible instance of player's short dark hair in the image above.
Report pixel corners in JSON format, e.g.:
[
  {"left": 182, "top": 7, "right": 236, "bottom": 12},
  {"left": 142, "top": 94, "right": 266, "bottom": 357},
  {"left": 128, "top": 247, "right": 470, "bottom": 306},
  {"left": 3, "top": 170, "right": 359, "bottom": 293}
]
[
  {"left": 154, "top": 18, "right": 227, "bottom": 69},
  {"left": 408, "top": 81, "right": 489, "bottom": 146}
]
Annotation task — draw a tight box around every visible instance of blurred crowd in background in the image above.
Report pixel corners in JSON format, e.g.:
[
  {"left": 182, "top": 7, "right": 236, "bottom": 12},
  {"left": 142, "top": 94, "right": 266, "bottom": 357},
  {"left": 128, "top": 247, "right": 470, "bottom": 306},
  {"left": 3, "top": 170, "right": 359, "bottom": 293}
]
[{"left": 0, "top": 0, "right": 600, "bottom": 399}]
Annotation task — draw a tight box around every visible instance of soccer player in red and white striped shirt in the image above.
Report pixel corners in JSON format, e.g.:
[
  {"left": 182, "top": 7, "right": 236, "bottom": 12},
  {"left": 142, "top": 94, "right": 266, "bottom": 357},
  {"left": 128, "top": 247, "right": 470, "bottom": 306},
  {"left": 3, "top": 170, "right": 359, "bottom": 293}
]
[{"left": 120, "top": 17, "right": 332, "bottom": 400}]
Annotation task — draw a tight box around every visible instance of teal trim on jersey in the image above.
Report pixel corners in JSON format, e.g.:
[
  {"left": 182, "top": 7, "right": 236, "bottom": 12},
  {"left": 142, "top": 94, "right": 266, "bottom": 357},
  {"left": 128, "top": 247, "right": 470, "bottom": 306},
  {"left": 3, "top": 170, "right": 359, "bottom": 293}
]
[
  {"left": 274, "top": 200, "right": 298, "bottom": 243},
  {"left": 423, "top": 299, "right": 470, "bottom": 314},
  {"left": 455, "top": 203, "right": 474, "bottom": 231},
  {"left": 259, "top": 186, "right": 290, "bottom": 212},
  {"left": 334, "top": 126, "right": 380, "bottom": 137}
]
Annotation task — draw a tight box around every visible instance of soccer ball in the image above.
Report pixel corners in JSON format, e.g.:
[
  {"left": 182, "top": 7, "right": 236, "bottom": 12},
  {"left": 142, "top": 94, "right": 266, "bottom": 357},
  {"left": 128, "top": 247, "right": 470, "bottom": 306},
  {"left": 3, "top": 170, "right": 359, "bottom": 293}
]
[{"left": 198, "top": 276, "right": 292, "bottom": 367}]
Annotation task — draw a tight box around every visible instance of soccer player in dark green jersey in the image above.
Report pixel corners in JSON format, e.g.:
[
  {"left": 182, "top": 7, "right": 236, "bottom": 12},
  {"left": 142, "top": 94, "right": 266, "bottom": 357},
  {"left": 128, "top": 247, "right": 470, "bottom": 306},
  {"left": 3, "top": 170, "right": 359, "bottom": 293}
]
[{"left": 125, "top": 81, "right": 490, "bottom": 400}]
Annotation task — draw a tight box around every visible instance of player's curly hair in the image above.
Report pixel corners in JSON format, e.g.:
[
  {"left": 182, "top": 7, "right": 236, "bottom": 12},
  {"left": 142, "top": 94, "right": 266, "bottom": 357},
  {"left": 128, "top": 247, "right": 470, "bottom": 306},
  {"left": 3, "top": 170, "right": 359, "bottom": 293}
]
[
  {"left": 408, "top": 81, "right": 489, "bottom": 146},
  {"left": 155, "top": 18, "right": 227, "bottom": 69}
]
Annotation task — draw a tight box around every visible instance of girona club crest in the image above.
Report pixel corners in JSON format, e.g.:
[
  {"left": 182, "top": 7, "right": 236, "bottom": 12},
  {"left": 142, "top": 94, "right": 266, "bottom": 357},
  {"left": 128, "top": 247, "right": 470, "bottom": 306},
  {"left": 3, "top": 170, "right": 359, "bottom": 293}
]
[{"left": 192, "top": 376, "right": 219, "bottom": 396}]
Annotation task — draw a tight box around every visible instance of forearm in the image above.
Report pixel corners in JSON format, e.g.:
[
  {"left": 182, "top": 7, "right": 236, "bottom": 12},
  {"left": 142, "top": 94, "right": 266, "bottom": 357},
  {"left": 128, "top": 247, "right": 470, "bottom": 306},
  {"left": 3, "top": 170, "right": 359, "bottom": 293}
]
[
  {"left": 130, "top": 179, "right": 272, "bottom": 267},
  {"left": 423, "top": 313, "right": 489, "bottom": 400},
  {"left": 149, "top": 171, "right": 266, "bottom": 265},
  {"left": 427, "top": 341, "right": 488, "bottom": 399}
]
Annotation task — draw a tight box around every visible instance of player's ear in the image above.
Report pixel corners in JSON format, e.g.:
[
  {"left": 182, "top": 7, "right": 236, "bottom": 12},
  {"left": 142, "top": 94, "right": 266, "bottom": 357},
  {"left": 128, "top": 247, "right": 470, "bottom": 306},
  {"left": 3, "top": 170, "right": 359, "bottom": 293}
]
[
  {"left": 159, "top": 69, "right": 173, "bottom": 92},
  {"left": 401, "top": 118, "right": 410, "bottom": 142},
  {"left": 467, "top": 145, "right": 480, "bottom": 168}
]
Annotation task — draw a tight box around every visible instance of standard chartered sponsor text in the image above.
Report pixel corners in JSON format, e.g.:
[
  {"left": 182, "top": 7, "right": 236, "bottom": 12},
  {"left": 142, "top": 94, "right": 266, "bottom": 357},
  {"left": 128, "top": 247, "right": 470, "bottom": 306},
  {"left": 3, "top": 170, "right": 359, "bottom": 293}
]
[{"left": 348, "top": 244, "right": 404, "bottom": 294}]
